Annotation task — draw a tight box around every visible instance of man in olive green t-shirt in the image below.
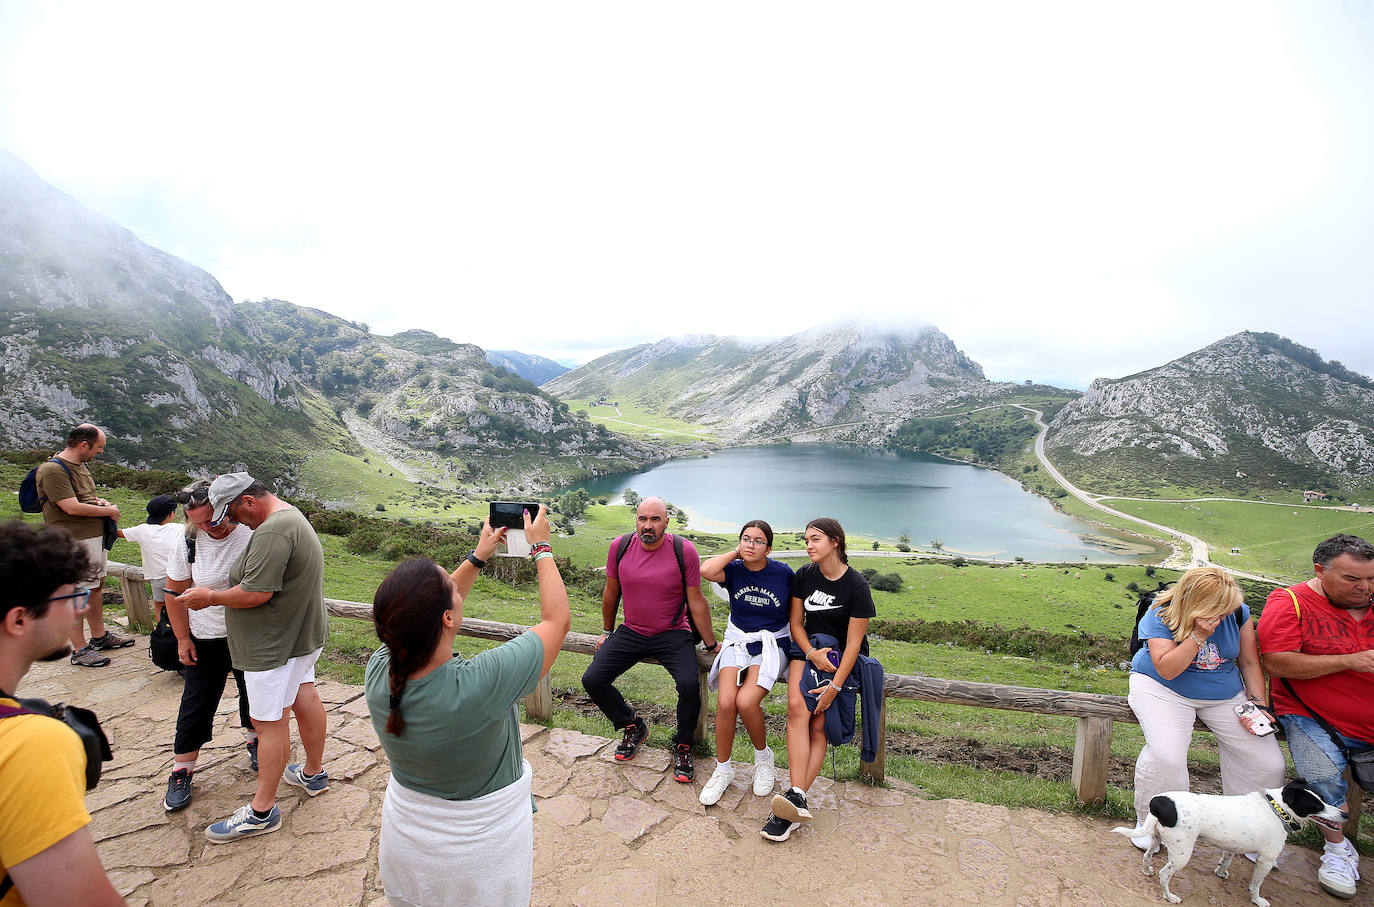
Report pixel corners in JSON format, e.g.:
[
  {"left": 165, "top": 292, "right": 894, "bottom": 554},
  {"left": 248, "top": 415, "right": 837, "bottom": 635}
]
[
  {"left": 34, "top": 424, "right": 134, "bottom": 667},
  {"left": 178, "top": 473, "right": 329, "bottom": 843}
]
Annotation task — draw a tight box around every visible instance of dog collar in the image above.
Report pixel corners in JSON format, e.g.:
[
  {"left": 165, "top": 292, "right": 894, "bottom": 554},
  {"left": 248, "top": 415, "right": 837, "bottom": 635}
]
[{"left": 1264, "top": 793, "right": 1303, "bottom": 833}]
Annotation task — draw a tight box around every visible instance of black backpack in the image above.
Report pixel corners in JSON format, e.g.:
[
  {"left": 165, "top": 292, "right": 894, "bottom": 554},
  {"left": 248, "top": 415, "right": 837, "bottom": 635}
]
[
  {"left": 149, "top": 536, "right": 195, "bottom": 673},
  {"left": 612, "top": 533, "right": 705, "bottom": 644},
  {"left": 18, "top": 458, "right": 71, "bottom": 513},
  {"left": 1128, "top": 584, "right": 1244, "bottom": 656}
]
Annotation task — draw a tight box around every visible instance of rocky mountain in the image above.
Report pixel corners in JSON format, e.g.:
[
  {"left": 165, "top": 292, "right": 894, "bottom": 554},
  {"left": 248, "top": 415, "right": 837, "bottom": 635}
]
[
  {"left": 485, "top": 349, "right": 569, "bottom": 385},
  {"left": 0, "top": 150, "right": 654, "bottom": 489},
  {"left": 543, "top": 323, "right": 1020, "bottom": 441},
  {"left": 1045, "top": 331, "right": 1374, "bottom": 492},
  {"left": 0, "top": 149, "right": 348, "bottom": 478}
]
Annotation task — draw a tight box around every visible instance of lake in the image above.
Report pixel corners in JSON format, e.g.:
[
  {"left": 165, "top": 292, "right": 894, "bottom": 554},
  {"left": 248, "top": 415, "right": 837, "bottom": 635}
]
[{"left": 569, "top": 443, "right": 1164, "bottom": 563}]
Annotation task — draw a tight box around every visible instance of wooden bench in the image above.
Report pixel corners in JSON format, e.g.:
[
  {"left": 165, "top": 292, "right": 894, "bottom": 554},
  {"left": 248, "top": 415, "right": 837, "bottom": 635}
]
[{"left": 100, "top": 564, "right": 1363, "bottom": 836}]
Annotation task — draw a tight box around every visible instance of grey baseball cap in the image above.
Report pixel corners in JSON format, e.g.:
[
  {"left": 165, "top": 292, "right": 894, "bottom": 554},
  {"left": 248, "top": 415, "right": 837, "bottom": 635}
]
[{"left": 209, "top": 472, "right": 256, "bottom": 524}]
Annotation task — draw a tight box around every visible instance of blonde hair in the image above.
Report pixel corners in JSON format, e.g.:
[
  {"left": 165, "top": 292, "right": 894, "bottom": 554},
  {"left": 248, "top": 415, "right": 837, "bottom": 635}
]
[{"left": 1154, "top": 566, "right": 1243, "bottom": 642}]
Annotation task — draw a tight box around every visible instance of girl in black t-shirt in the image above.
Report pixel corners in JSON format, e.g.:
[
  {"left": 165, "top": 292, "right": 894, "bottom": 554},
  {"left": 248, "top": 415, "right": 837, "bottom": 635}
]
[{"left": 760, "top": 517, "right": 875, "bottom": 843}]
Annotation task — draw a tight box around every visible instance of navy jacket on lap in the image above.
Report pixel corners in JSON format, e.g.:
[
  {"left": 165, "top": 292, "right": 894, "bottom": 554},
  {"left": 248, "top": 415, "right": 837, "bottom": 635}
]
[{"left": 799, "top": 632, "right": 885, "bottom": 764}]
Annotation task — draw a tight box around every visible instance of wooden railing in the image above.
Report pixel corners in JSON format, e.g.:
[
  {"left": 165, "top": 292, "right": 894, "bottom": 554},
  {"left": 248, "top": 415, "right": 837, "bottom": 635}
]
[{"left": 105, "top": 563, "right": 1364, "bottom": 831}]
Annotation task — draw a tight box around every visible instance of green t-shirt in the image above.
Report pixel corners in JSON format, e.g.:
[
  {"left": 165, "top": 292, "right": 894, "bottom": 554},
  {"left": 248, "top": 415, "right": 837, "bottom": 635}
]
[
  {"left": 35, "top": 457, "right": 103, "bottom": 541},
  {"left": 365, "top": 631, "right": 543, "bottom": 800},
  {"left": 226, "top": 506, "right": 327, "bottom": 672}
]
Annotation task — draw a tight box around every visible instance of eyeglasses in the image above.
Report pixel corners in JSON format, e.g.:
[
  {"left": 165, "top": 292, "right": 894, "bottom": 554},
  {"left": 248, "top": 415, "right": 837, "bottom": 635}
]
[
  {"left": 210, "top": 495, "right": 244, "bottom": 527},
  {"left": 740, "top": 537, "right": 769, "bottom": 548},
  {"left": 46, "top": 590, "right": 90, "bottom": 612}
]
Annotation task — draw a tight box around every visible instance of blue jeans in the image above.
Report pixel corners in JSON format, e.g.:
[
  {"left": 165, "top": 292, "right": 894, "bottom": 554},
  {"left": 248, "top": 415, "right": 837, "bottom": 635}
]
[{"left": 1277, "top": 713, "right": 1374, "bottom": 808}]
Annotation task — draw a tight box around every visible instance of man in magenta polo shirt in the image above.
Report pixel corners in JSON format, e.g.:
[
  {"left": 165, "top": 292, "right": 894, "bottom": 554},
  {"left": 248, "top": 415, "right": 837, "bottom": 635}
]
[{"left": 582, "top": 497, "right": 719, "bottom": 783}]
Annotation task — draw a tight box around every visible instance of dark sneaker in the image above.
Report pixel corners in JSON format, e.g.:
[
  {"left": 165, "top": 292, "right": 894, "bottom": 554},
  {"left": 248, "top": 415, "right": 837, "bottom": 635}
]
[
  {"left": 283, "top": 763, "right": 329, "bottom": 796},
  {"left": 672, "top": 743, "right": 695, "bottom": 783},
  {"left": 771, "top": 787, "right": 813, "bottom": 824},
  {"left": 70, "top": 645, "right": 110, "bottom": 667},
  {"left": 613, "top": 717, "right": 649, "bottom": 761},
  {"left": 89, "top": 630, "right": 135, "bottom": 650},
  {"left": 246, "top": 739, "right": 259, "bottom": 772},
  {"left": 164, "top": 768, "right": 193, "bottom": 812},
  {"left": 205, "top": 804, "right": 281, "bottom": 843},
  {"left": 760, "top": 813, "right": 800, "bottom": 842}
]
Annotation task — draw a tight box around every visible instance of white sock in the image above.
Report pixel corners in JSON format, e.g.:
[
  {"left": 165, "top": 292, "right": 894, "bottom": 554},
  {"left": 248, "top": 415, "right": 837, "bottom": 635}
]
[
  {"left": 755, "top": 746, "right": 770, "bottom": 760},
  {"left": 173, "top": 760, "right": 196, "bottom": 774},
  {"left": 714, "top": 760, "right": 733, "bottom": 774}
]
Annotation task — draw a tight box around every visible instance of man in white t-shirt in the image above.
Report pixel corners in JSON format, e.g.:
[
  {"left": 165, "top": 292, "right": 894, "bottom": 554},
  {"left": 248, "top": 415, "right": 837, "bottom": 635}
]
[
  {"left": 160, "top": 482, "right": 255, "bottom": 813},
  {"left": 116, "top": 494, "right": 185, "bottom": 622}
]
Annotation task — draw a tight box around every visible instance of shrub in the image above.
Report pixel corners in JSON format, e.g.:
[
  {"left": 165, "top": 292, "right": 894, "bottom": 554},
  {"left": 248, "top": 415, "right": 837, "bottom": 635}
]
[
  {"left": 869, "top": 572, "right": 902, "bottom": 593},
  {"left": 375, "top": 503, "right": 386, "bottom": 511},
  {"left": 1104, "top": 572, "right": 1115, "bottom": 582}
]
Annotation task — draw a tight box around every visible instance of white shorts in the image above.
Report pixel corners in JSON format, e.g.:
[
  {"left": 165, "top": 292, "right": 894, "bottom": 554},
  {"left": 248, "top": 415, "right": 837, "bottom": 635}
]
[
  {"left": 716, "top": 646, "right": 766, "bottom": 680},
  {"left": 244, "top": 647, "right": 323, "bottom": 722},
  {"left": 75, "top": 536, "right": 108, "bottom": 589}
]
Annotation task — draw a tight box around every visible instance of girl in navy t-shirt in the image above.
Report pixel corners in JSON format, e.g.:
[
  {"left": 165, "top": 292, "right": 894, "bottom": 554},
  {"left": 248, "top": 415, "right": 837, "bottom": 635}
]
[{"left": 697, "top": 520, "right": 794, "bottom": 807}]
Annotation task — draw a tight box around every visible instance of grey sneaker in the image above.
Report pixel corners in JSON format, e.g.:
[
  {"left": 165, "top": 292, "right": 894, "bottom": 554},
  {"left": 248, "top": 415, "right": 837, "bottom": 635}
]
[
  {"left": 70, "top": 645, "right": 110, "bottom": 667},
  {"left": 205, "top": 804, "right": 281, "bottom": 842},
  {"left": 89, "top": 630, "right": 134, "bottom": 650},
  {"left": 283, "top": 763, "right": 329, "bottom": 796}
]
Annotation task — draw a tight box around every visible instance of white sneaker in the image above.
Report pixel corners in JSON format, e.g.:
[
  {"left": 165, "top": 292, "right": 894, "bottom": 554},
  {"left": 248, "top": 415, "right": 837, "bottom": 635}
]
[
  {"left": 699, "top": 761, "right": 735, "bottom": 806},
  {"left": 1318, "top": 840, "right": 1360, "bottom": 900},
  {"left": 753, "top": 747, "right": 777, "bottom": 796}
]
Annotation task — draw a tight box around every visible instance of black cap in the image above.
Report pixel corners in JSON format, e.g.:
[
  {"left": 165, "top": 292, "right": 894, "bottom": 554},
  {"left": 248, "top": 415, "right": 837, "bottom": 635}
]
[{"left": 147, "top": 494, "right": 177, "bottom": 522}]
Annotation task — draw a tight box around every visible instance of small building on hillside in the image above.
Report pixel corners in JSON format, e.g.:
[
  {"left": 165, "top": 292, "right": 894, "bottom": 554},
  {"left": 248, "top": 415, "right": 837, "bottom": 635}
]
[{"left": 1302, "top": 490, "right": 1329, "bottom": 502}]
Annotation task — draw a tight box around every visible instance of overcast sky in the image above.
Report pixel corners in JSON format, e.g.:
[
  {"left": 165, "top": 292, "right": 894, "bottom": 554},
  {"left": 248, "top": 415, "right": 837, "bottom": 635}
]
[{"left": 2, "top": 2, "right": 1371, "bottom": 388}]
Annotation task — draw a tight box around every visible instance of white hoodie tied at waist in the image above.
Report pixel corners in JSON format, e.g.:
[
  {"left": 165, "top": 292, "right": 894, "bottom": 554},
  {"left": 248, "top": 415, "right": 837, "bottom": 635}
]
[{"left": 707, "top": 619, "right": 791, "bottom": 691}]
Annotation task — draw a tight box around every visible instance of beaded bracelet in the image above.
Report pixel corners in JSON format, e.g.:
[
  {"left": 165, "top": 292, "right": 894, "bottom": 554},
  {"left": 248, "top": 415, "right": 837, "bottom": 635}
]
[
  {"left": 532, "top": 551, "right": 554, "bottom": 563},
  {"left": 529, "top": 542, "right": 552, "bottom": 558}
]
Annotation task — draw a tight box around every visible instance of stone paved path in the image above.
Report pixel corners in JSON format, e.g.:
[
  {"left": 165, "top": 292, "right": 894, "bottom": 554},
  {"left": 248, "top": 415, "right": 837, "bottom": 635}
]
[{"left": 21, "top": 632, "right": 1367, "bottom": 906}]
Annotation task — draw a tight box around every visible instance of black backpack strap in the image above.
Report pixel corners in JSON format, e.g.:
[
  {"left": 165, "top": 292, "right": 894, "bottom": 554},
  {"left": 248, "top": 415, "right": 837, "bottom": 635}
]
[
  {"left": 1280, "top": 677, "right": 1356, "bottom": 760},
  {"left": 671, "top": 534, "right": 689, "bottom": 625},
  {"left": 35, "top": 457, "right": 73, "bottom": 507}
]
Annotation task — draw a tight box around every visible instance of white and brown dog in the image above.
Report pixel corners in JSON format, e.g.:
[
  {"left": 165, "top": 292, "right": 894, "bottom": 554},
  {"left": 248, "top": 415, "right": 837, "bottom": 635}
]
[{"left": 1112, "top": 780, "right": 1347, "bottom": 907}]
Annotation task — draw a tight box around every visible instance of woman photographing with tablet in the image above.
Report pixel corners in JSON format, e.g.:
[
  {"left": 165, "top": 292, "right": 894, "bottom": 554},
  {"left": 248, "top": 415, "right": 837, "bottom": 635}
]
[{"left": 365, "top": 505, "right": 569, "bottom": 907}]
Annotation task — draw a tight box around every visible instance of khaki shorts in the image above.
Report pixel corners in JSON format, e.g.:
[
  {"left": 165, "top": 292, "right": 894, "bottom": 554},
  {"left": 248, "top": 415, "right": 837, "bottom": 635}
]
[
  {"left": 75, "top": 536, "right": 108, "bottom": 589},
  {"left": 244, "top": 647, "right": 323, "bottom": 722}
]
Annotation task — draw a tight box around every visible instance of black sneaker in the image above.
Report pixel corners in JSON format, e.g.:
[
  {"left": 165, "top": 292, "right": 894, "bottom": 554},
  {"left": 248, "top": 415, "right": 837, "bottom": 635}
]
[
  {"left": 672, "top": 743, "right": 694, "bottom": 783},
  {"left": 771, "top": 787, "right": 813, "bottom": 823},
  {"left": 614, "top": 717, "right": 649, "bottom": 761},
  {"left": 247, "top": 739, "right": 259, "bottom": 772},
  {"left": 164, "top": 768, "right": 193, "bottom": 812},
  {"left": 89, "top": 630, "right": 135, "bottom": 650},
  {"left": 760, "top": 813, "right": 800, "bottom": 842}
]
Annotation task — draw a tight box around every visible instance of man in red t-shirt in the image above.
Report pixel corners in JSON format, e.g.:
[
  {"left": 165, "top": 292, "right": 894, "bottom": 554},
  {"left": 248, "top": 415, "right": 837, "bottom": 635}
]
[
  {"left": 581, "top": 497, "right": 719, "bottom": 784},
  {"left": 1258, "top": 533, "right": 1374, "bottom": 901}
]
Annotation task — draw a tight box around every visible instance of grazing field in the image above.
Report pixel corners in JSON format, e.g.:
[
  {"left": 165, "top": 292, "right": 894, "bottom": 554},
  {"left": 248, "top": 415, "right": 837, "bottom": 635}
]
[
  {"left": 1108, "top": 498, "right": 1374, "bottom": 581},
  {"left": 573, "top": 401, "right": 720, "bottom": 440}
]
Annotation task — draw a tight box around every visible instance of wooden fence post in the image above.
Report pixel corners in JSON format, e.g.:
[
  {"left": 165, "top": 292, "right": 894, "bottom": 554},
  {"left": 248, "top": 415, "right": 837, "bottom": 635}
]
[
  {"left": 859, "top": 697, "right": 888, "bottom": 784},
  {"left": 1343, "top": 767, "right": 1362, "bottom": 840},
  {"left": 1072, "top": 716, "right": 1112, "bottom": 804},
  {"left": 524, "top": 674, "right": 553, "bottom": 722},
  {"left": 695, "top": 665, "right": 710, "bottom": 744},
  {"left": 117, "top": 573, "right": 153, "bottom": 631}
]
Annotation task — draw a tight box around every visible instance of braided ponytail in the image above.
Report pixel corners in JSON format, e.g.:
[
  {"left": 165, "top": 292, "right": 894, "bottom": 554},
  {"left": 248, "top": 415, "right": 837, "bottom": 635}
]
[{"left": 373, "top": 558, "right": 451, "bottom": 738}]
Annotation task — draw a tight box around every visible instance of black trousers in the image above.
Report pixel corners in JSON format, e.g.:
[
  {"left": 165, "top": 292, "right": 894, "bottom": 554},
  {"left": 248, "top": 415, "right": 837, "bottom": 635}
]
[
  {"left": 173, "top": 635, "right": 252, "bottom": 755},
  {"left": 581, "top": 625, "right": 700, "bottom": 746}
]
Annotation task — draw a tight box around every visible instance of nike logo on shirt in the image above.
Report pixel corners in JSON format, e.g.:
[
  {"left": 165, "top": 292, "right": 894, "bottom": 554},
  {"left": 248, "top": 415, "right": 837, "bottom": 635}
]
[{"left": 803, "top": 591, "right": 841, "bottom": 611}]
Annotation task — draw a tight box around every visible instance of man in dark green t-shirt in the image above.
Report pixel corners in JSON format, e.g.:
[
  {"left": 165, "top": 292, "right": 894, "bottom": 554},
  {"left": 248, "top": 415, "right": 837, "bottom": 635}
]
[{"left": 178, "top": 473, "right": 330, "bottom": 843}]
